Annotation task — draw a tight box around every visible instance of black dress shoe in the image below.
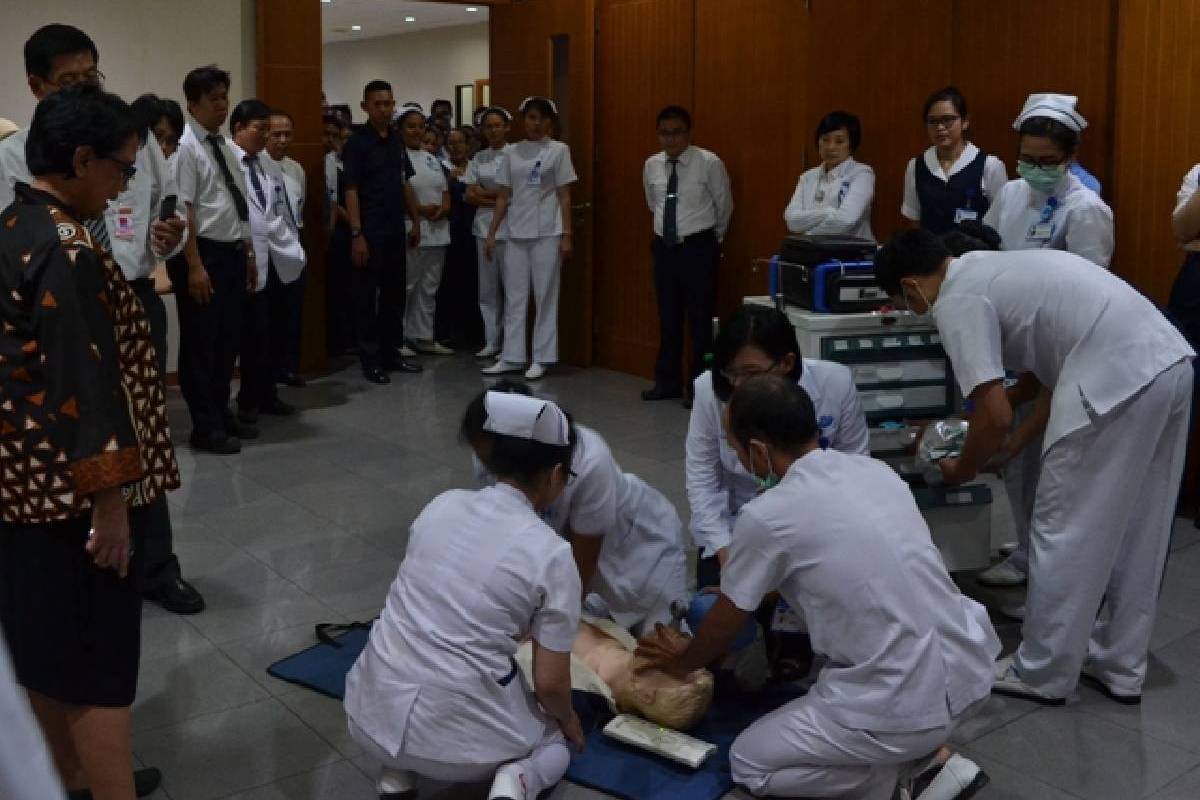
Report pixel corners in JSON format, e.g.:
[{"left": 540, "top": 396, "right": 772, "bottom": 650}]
[
  {"left": 363, "top": 367, "right": 392, "bottom": 384},
  {"left": 227, "top": 420, "right": 259, "bottom": 440},
  {"left": 237, "top": 407, "right": 259, "bottom": 425},
  {"left": 682, "top": 397, "right": 693, "bottom": 410},
  {"left": 279, "top": 372, "right": 307, "bottom": 388},
  {"left": 260, "top": 399, "right": 297, "bottom": 416},
  {"left": 641, "top": 386, "right": 683, "bottom": 401},
  {"left": 386, "top": 360, "right": 423, "bottom": 374},
  {"left": 69, "top": 767, "right": 162, "bottom": 799},
  {"left": 189, "top": 433, "right": 242, "bottom": 455},
  {"left": 145, "top": 577, "right": 205, "bottom": 615}
]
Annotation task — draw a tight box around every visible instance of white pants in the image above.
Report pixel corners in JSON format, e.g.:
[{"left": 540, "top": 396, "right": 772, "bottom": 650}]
[
  {"left": 404, "top": 245, "right": 447, "bottom": 342},
  {"left": 501, "top": 236, "right": 561, "bottom": 365},
  {"left": 1002, "top": 402, "right": 1041, "bottom": 574},
  {"left": 477, "top": 237, "right": 506, "bottom": 349},
  {"left": 348, "top": 718, "right": 569, "bottom": 797},
  {"left": 730, "top": 694, "right": 986, "bottom": 799},
  {"left": 1016, "top": 359, "right": 1193, "bottom": 696}
]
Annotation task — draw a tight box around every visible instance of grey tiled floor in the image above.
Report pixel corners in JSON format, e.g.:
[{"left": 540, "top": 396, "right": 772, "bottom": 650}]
[{"left": 130, "top": 354, "right": 1200, "bottom": 799}]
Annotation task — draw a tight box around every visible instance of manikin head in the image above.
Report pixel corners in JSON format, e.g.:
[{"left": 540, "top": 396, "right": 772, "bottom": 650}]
[{"left": 613, "top": 648, "right": 714, "bottom": 730}]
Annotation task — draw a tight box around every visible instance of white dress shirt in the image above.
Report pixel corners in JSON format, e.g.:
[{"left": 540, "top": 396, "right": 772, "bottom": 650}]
[
  {"left": 686, "top": 362, "right": 870, "bottom": 557},
  {"left": 982, "top": 173, "right": 1113, "bottom": 268},
  {"left": 172, "top": 117, "right": 250, "bottom": 242},
  {"left": 407, "top": 147, "right": 451, "bottom": 247},
  {"left": 784, "top": 157, "right": 875, "bottom": 240},
  {"left": 642, "top": 145, "right": 733, "bottom": 242},
  {"left": 496, "top": 137, "right": 577, "bottom": 240},
  {"left": 230, "top": 143, "right": 305, "bottom": 291},
  {"left": 1177, "top": 164, "right": 1199, "bottom": 213},
  {"left": 900, "top": 143, "right": 1009, "bottom": 222},
  {"left": 323, "top": 150, "right": 340, "bottom": 225},
  {"left": 276, "top": 155, "right": 305, "bottom": 230},
  {"left": 344, "top": 484, "right": 580, "bottom": 763},
  {"left": 465, "top": 145, "right": 509, "bottom": 240},
  {"left": 105, "top": 138, "right": 187, "bottom": 282},
  {"left": 932, "top": 250, "right": 1193, "bottom": 450},
  {"left": 0, "top": 128, "right": 31, "bottom": 212},
  {"left": 722, "top": 448, "right": 999, "bottom": 732}
]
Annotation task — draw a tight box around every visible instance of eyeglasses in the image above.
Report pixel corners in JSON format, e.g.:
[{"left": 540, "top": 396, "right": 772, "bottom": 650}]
[
  {"left": 103, "top": 155, "right": 137, "bottom": 184},
  {"left": 925, "top": 114, "right": 961, "bottom": 129},
  {"left": 1016, "top": 154, "right": 1067, "bottom": 168},
  {"left": 47, "top": 68, "right": 105, "bottom": 88},
  {"left": 720, "top": 359, "right": 780, "bottom": 383}
]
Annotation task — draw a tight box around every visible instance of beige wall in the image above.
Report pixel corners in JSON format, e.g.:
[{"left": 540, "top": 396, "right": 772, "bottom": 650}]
[
  {"left": 0, "top": 0, "right": 256, "bottom": 128},
  {"left": 322, "top": 23, "right": 487, "bottom": 123}
]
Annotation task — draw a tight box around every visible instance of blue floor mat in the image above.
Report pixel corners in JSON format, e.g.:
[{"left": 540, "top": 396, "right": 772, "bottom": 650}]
[{"left": 267, "top": 625, "right": 804, "bottom": 800}]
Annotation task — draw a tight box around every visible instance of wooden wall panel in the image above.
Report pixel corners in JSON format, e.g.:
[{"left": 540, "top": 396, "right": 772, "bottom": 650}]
[
  {"left": 1110, "top": 0, "right": 1200, "bottom": 303},
  {"left": 951, "top": 0, "right": 1116, "bottom": 196},
  {"left": 489, "top": 0, "right": 595, "bottom": 367},
  {"left": 256, "top": 0, "right": 327, "bottom": 372},
  {"left": 693, "top": 0, "right": 809, "bottom": 319},
  {"left": 592, "top": 0, "right": 694, "bottom": 378}
]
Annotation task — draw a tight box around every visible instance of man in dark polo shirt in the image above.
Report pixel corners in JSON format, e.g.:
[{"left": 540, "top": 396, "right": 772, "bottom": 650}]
[{"left": 342, "top": 79, "right": 422, "bottom": 383}]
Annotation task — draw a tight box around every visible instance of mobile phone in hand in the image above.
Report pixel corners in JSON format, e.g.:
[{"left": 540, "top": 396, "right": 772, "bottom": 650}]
[{"left": 159, "top": 195, "right": 177, "bottom": 221}]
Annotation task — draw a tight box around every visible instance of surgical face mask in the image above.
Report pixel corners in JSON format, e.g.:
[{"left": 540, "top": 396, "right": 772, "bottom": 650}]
[
  {"left": 751, "top": 443, "right": 780, "bottom": 494},
  {"left": 1017, "top": 161, "right": 1067, "bottom": 194},
  {"left": 903, "top": 281, "right": 934, "bottom": 320}
]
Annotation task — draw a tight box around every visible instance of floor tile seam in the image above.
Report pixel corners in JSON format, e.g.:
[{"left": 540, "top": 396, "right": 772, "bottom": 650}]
[{"left": 206, "top": 756, "right": 355, "bottom": 800}]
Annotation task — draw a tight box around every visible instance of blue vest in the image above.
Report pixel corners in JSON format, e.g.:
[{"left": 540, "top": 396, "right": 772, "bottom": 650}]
[{"left": 914, "top": 149, "right": 991, "bottom": 234}]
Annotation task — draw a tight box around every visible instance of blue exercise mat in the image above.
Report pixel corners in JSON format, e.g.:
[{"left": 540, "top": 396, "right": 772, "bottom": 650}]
[{"left": 267, "top": 625, "right": 804, "bottom": 800}]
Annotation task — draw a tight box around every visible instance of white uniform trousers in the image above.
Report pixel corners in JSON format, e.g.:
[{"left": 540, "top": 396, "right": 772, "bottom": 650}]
[
  {"left": 404, "top": 245, "right": 447, "bottom": 342},
  {"left": 501, "top": 236, "right": 561, "bottom": 365},
  {"left": 1016, "top": 359, "right": 1193, "bottom": 697},
  {"left": 477, "top": 237, "right": 506, "bottom": 350},
  {"left": 730, "top": 694, "right": 987, "bottom": 799},
  {"left": 1002, "top": 402, "right": 1041, "bottom": 574}
]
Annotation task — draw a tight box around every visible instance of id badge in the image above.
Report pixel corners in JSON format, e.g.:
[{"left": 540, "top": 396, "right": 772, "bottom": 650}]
[
  {"left": 115, "top": 206, "right": 135, "bottom": 241},
  {"left": 953, "top": 208, "right": 978, "bottom": 224},
  {"left": 527, "top": 165, "right": 542, "bottom": 186},
  {"left": 771, "top": 599, "right": 805, "bottom": 633},
  {"left": 1027, "top": 221, "right": 1054, "bottom": 241}
]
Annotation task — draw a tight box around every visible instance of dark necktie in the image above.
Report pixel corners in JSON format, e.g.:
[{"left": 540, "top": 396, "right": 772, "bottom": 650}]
[
  {"left": 243, "top": 154, "right": 267, "bottom": 209},
  {"left": 663, "top": 158, "right": 679, "bottom": 246},
  {"left": 205, "top": 134, "right": 249, "bottom": 222},
  {"left": 85, "top": 217, "right": 112, "bottom": 253}
]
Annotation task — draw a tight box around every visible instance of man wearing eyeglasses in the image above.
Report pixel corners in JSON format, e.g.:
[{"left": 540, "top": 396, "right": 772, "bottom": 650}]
[
  {"left": 641, "top": 105, "right": 733, "bottom": 410},
  {"left": 0, "top": 26, "right": 202, "bottom": 625}
]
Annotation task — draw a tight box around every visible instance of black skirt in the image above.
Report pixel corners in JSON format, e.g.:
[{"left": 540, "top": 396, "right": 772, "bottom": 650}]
[{"left": 0, "top": 514, "right": 144, "bottom": 707}]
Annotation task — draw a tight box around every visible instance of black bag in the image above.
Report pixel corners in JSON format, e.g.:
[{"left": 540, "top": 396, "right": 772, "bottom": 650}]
[{"left": 777, "top": 235, "right": 885, "bottom": 313}]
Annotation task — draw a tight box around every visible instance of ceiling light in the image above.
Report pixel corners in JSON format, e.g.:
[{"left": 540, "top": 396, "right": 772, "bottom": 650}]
[
  {"left": 320, "top": 0, "right": 331, "bottom": 4},
  {"left": 466, "top": 5, "right": 479, "bottom": 10},
  {"left": 351, "top": 24, "right": 362, "bottom": 31},
  {"left": 404, "top": 15, "right": 416, "bottom": 22}
]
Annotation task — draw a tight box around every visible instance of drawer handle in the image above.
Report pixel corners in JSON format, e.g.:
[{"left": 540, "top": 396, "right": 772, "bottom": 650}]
[{"left": 875, "top": 394, "right": 904, "bottom": 409}]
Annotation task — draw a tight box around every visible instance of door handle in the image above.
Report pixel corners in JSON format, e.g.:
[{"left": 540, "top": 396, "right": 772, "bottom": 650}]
[{"left": 572, "top": 202, "right": 592, "bottom": 210}]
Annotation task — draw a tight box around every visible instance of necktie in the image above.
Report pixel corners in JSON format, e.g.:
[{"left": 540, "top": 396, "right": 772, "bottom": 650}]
[
  {"left": 85, "top": 217, "right": 112, "bottom": 253},
  {"left": 205, "top": 134, "right": 249, "bottom": 222},
  {"left": 663, "top": 158, "right": 679, "bottom": 246},
  {"left": 243, "top": 154, "right": 267, "bottom": 209}
]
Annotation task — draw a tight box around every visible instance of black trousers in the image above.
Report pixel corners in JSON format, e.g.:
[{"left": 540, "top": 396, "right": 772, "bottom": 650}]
[
  {"left": 326, "top": 227, "right": 354, "bottom": 354},
  {"left": 168, "top": 239, "right": 246, "bottom": 439},
  {"left": 128, "top": 278, "right": 180, "bottom": 590},
  {"left": 238, "top": 285, "right": 279, "bottom": 412},
  {"left": 268, "top": 263, "right": 305, "bottom": 378},
  {"left": 352, "top": 233, "right": 406, "bottom": 369},
  {"left": 434, "top": 232, "right": 483, "bottom": 347},
  {"left": 652, "top": 229, "right": 719, "bottom": 393}
]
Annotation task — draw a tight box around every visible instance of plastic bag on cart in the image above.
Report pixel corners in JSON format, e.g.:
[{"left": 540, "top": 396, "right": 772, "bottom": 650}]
[{"left": 914, "top": 419, "right": 969, "bottom": 487}]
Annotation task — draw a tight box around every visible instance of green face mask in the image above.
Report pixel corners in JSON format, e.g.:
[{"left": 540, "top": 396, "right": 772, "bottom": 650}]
[
  {"left": 751, "top": 443, "right": 780, "bottom": 494},
  {"left": 1017, "top": 161, "right": 1067, "bottom": 194}
]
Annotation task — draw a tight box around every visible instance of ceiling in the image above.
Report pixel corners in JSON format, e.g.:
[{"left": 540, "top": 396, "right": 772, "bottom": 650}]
[{"left": 322, "top": 0, "right": 489, "bottom": 43}]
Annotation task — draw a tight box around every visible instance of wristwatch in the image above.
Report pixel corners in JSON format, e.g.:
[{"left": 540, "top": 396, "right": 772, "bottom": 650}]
[{"left": 350, "top": 227, "right": 363, "bottom": 238}]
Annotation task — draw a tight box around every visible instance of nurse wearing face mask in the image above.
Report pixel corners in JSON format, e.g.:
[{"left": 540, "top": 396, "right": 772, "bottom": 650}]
[{"left": 976, "top": 94, "right": 1114, "bottom": 601}]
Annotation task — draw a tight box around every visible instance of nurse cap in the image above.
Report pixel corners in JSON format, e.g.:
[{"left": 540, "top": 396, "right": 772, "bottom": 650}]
[
  {"left": 1013, "top": 93, "right": 1087, "bottom": 133},
  {"left": 482, "top": 391, "right": 570, "bottom": 446},
  {"left": 520, "top": 95, "right": 559, "bottom": 115}
]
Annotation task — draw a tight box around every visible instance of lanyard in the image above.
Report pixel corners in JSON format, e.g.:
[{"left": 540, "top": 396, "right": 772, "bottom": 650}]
[{"left": 1039, "top": 196, "right": 1060, "bottom": 224}]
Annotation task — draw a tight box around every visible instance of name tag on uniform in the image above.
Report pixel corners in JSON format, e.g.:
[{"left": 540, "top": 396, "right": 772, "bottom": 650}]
[
  {"left": 953, "top": 208, "right": 978, "bottom": 223},
  {"left": 771, "top": 599, "right": 805, "bottom": 633},
  {"left": 115, "top": 206, "right": 135, "bottom": 241},
  {"left": 1027, "top": 221, "right": 1054, "bottom": 241},
  {"left": 528, "top": 160, "right": 543, "bottom": 187}
]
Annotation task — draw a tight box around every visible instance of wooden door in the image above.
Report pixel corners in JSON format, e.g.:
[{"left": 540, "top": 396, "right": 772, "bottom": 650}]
[
  {"left": 592, "top": 0, "right": 695, "bottom": 377},
  {"left": 489, "top": 0, "right": 596, "bottom": 367}
]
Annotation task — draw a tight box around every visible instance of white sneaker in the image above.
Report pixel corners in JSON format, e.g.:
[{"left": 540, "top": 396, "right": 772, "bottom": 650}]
[
  {"left": 998, "top": 602, "right": 1026, "bottom": 620},
  {"left": 377, "top": 766, "right": 418, "bottom": 798},
  {"left": 476, "top": 344, "right": 501, "bottom": 359},
  {"left": 399, "top": 345, "right": 417, "bottom": 358},
  {"left": 414, "top": 340, "right": 454, "bottom": 355},
  {"left": 976, "top": 559, "right": 1027, "bottom": 587},
  {"left": 910, "top": 754, "right": 989, "bottom": 800},
  {"left": 488, "top": 763, "right": 527, "bottom": 800},
  {"left": 992, "top": 655, "right": 1065, "bottom": 705},
  {"left": 482, "top": 361, "right": 524, "bottom": 376},
  {"left": 524, "top": 363, "right": 546, "bottom": 380}
]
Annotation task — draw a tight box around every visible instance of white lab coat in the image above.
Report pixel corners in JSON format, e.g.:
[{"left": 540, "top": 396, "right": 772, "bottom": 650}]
[
  {"left": 344, "top": 484, "right": 580, "bottom": 764},
  {"left": 407, "top": 148, "right": 450, "bottom": 246},
  {"left": 982, "top": 172, "right": 1114, "bottom": 267},
  {"left": 932, "top": 250, "right": 1194, "bottom": 695},
  {"left": 465, "top": 145, "right": 509, "bottom": 240},
  {"left": 783, "top": 157, "right": 875, "bottom": 240},
  {"left": 723, "top": 449, "right": 998, "bottom": 798},
  {"left": 0, "top": 128, "right": 31, "bottom": 212},
  {"left": 229, "top": 143, "right": 305, "bottom": 291},
  {"left": 496, "top": 137, "right": 577, "bottom": 240},
  {"left": 105, "top": 138, "right": 188, "bottom": 282},
  {"left": 277, "top": 155, "right": 305, "bottom": 230},
  {"left": 475, "top": 426, "right": 689, "bottom": 633},
  {"left": 685, "top": 362, "right": 870, "bottom": 558}
]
